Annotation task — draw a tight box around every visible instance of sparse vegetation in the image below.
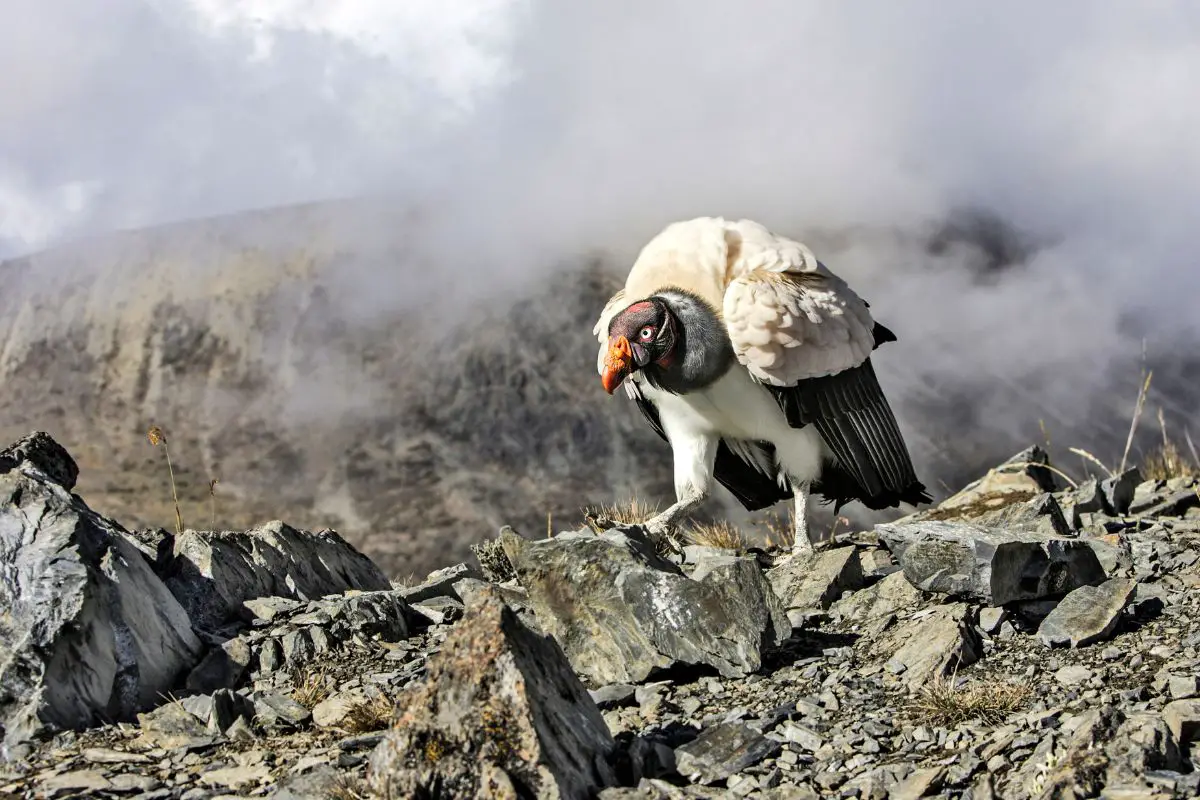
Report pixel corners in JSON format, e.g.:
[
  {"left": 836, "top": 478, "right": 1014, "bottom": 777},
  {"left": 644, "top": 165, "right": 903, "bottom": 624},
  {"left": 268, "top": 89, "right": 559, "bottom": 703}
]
[
  {"left": 291, "top": 666, "right": 332, "bottom": 709},
  {"left": 581, "top": 495, "right": 661, "bottom": 527},
  {"left": 685, "top": 519, "right": 747, "bottom": 551},
  {"left": 328, "top": 773, "right": 371, "bottom": 800},
  {"left": 581, "top": 495, "right": 683, "bottom": 557},
  {"left": 1141, "top": 408, "right": 1199, "bottom": 481},
  {"left": 758, "top": 509, "right": 796, "bottom": 551},
  {"left": 147, "top": 425, "right": 184, "bottom": 534},
  {"left": 906, "top": 675, "right": 1031, "bottom": 726},
  {"left": 342, "top": 692, "right": 396, "bottom": 733}
]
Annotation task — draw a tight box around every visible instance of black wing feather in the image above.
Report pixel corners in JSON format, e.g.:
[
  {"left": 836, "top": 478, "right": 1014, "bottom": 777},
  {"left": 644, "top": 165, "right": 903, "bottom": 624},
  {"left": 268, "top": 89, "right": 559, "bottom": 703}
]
[
  {"left": 765, "top": 358, "right": 931, "bottom": 510},
  {"left": 628, "top": 383, "right": 790, "bottom": 512}
]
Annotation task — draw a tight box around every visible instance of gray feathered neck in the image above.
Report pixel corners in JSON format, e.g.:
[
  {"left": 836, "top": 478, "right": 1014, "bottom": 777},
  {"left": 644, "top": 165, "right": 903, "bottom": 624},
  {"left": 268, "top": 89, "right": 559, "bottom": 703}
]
[{"left": 642, "top": 288, "right": 735, "bottom": 394}]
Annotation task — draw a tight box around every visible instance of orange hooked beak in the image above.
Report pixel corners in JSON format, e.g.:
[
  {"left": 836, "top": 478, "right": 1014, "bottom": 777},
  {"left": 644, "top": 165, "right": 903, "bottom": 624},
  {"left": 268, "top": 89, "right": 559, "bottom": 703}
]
[{"left": 601, "top": 335, "right": 633, "bottom": 394}]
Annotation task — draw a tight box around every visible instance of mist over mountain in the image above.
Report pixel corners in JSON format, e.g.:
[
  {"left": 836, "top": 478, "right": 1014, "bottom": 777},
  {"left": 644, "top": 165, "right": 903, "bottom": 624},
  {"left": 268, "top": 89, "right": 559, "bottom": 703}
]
[{"left": 2, "top": 2, "right": 1198, "bottom": 575}]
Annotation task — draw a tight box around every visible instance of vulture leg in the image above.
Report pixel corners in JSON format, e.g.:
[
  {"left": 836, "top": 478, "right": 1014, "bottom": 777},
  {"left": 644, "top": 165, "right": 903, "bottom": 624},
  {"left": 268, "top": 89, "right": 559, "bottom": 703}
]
[
  {"left": 791, "top": 481, "right": 814, "bottom": 554},
  {"left": 642, "top": 428, "right": 719, "bottom": 540}
]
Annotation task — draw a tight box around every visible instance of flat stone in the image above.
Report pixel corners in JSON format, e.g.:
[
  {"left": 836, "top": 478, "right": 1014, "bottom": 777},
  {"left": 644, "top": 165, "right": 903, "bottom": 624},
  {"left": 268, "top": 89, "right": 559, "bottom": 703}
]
[
  {"left": 200, "top": 763, "right": 271, "bottom": 791},
  {"left": 1167, "top": 675, "right": 1200, "bottom": 700},
  {"left": 979, "top": 607, "right": 1005, "bottom": 635},
  {"left": 136, "top": 702, "right": 215, "bottom": 750},
  {"left": 163, "top": 520, "right": 391, "bottom": 632},
  {"left": 312, "top": 689, "right": 371, "bottom": 729},
  {"left": 588, "top": 684, "right": 638, "bottom": 709},
  {"left": 242, "top": 596, "right": 304, "bottom": 623},
  {"left": 876, "top": 521, "right": 1109, "bottom": 605},
  {"left": 400, "top": 562, "right": 483, "bottom": 605},
  {"left": 767, "top": 546, "right": 863, "bottom": 612},
  {"left": 250, "top": 692, "right": 312, "bottom": 729},
  {"left": 1163, "top": 700, "right": 1200, "bottom": 743},
  {"left": 502, "top": 526, "right": 787, "bottom": 685},
  {"left": 37, "top": 769, "right": 114, "bottom": 795},
  {"left": 674, "top": 722, "right": 781, "bottom": 785},
  {"left": 1054, "top": 665, "right": 1094, "bottom": 685},
  {"left": 368, "top": 587, "right": 617, "bottom": 799},
  {"left": 1037, "top": 578, "right": 1136, "bottom": 648}
]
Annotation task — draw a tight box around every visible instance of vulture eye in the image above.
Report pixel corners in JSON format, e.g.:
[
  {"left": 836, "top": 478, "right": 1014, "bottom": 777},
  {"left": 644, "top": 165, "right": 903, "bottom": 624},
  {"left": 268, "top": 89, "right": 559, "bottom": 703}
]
[{"left": 639, "top": 326, "right": 655, "bottom": 341}]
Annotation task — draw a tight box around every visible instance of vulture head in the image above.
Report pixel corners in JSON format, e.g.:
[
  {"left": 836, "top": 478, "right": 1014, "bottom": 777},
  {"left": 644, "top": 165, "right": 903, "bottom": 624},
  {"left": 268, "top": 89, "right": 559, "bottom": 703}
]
[
  {"left": 601, "top": 290, "right": 734, "bottom": 395},
  {"left": 601, "top": 298, "right": 677, "bottom": 394}
]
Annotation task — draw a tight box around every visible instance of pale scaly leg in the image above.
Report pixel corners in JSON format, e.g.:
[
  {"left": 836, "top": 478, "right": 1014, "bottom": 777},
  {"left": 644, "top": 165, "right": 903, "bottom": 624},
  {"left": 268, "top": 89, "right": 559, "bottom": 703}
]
[
  {"left": 642, "top": 430, "right": 718, "bottom": 539},
  {"left": 790, "top": 480, "right": 815, "bottom": 554}
]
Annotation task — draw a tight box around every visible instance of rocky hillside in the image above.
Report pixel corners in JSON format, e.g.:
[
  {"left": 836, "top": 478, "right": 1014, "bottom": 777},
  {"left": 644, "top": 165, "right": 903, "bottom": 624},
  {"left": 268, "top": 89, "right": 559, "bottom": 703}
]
[
  {"left": 4, "top": 431, "right": 1200, "bottom": 798},
  {"left": 2, "top": 201, "right": 1194, "bottom": 579}
]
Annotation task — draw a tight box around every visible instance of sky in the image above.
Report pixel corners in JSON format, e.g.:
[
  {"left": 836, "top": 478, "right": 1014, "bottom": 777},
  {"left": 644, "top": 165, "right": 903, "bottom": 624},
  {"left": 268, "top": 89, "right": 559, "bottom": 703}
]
[{"left": 3, "top": 0, "right": 1200, "bottom": 456}]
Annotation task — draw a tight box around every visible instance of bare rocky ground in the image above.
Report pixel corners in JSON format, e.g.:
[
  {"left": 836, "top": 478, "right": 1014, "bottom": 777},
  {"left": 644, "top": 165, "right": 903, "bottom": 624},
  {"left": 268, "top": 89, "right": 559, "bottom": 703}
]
[{"left": 3, "top": 431, "right": 1200, "bottom": 799}]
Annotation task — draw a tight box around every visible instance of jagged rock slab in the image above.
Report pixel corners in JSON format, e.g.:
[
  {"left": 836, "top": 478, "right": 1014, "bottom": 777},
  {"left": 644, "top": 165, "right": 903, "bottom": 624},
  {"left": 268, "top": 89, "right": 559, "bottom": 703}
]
[
  {"left": 876, "top": 521, "right": 1109, "bottom": 605},
  {"left": 673, "top": 722, "right": 780, "bottom": 785},
  {"left": 913, "top": 445, "right": 1057, "bottom": 520},
  {"left": 163, "top": 520, "right": 392, "bottom": 632},
  {"left": 0, "top": 432, "right": 203, "bottom": 758},
  {"left": 829, "top": 571, "right": 925, "bottom": 636},
  {"left": 1037, "top": 578, "right": 1136, "bottom": 648},
  {"left": 873, "top": 603, "right": 982, "bottom": 688},
  {"left": 501, "top": 526, "right": 788, "bottom": 686},
  {"left": 767, "top": 546, "right": 864, "bottom": 616},
  {"left": 367, "top": 587, "right": 617, "bottom": 799}
]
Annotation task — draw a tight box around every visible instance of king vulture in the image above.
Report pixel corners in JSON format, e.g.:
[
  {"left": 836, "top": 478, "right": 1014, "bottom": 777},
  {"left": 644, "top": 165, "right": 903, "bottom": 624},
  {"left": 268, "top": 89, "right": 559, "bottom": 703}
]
[{"left": 593, "top": 217, "right": 931, "bottom": 551}]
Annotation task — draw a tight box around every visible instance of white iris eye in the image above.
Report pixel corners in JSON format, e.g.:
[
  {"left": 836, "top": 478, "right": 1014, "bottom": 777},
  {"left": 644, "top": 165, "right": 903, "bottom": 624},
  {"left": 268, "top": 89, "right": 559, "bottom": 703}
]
[{"left": 639, "top": 327, "right": 655, "bottom": 341}]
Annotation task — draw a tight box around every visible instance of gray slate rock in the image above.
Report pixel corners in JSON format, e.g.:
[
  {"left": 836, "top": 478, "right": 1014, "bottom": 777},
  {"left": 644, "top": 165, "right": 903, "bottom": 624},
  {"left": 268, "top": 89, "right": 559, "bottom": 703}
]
[
  {"left": 674, "top": 722, "right": 781, "bottom": 785},
  {"left": 874, "top": 603, "right": 982, "bottom": 688},
  {"left": 400, "top": 562, "right": 483, "bottom": 605},
  {"left": 1037, "top": 578, "right": 1136, "bottom": 648},
  {"left": 767, "top": 546, "right": 863, "bottom": 614},
  {"left": 164, "top": 520, "right": 391, "bottom": 632},
  {"left": 876, "top": 521, "right": 1108, "bottom": 605},
  {"left": 0, "top": 433, "right": 203, "bottom": 758},
  {"left": 501, "top": 526, "right": 788, "bottom": 685},
  {"left": 368, "top": 587, "right": 617, "bottom": 800}
]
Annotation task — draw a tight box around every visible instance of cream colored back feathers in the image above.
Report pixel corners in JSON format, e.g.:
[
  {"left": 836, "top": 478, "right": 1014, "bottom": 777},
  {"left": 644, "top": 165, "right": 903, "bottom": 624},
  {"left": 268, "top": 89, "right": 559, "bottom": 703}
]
[{"left": 594, "top": 217, "right": 877, "bottom": 385}]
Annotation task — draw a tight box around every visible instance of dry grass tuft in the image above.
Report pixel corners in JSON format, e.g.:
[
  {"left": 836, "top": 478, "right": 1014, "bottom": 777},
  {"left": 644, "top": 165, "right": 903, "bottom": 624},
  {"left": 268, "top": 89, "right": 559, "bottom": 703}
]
[
  {"left": 759, "top": 509, "right": 796, "bottom": 551},
  {"left": 342, "top": 693, "right": 397, "bottom": 734},
  {"left": 291, "top": 666, "right": 332, "bottom": 709},
  {"left": 685, "top": 520, "right": 747, "bottom": 551},
  {"left": 1141, "top": 408, "right": 1200, "bottom": 481},
  {"left": 581, "top": 495, "right": 661, "bottom": 527},
  {"left": 328, "top": 773, "right": 371, "bottom": 800},
  {"left": 581, "top": 495, "right": 682, "bottom": 557},
  {"left": 147, "top": 425, "right": 184, "bottom": 534},
  {"left": 907, "top": 676, "right": 1031, "bottom": 726}
]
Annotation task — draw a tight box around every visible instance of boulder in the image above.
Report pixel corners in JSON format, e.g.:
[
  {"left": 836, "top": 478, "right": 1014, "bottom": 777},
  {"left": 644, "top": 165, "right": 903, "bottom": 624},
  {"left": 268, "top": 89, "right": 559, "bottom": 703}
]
[
  {"left": 163, "top": 521, "right": 391, "bottom": 632},
  {"left": 367, "top": 588, "right": 617, "bottom": 799},
  {"left": 0, "top": 432, "right": 202, "bottom": 758},
  {"left": 876, "top": 521, "right": 1109, "bottom": 605},
  {"left": 501, "top": 526, "right": 788, "bottom": 686},
  {"left": 1037, "top": 578, "right": 1136, "bottom": 648}
]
